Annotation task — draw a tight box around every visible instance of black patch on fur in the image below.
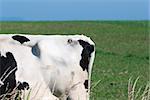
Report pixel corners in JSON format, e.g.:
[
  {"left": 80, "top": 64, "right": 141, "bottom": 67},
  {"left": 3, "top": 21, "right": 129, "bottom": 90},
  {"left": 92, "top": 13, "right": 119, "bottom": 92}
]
[
  {"left": 0, "top": 52, "right": 17, "bottom": 96},
  {"left": 67, "top": 97, "right": 71, "bottom": 100},
  {"left": 17, "top": 81, "right": 29, "bottom": 90},
  {"left": 84, "top": 80, "right": 88, "bottom": 89},
  {"left": 78, "top": 40, "right": 94, "bottom": 72},
  {"left": 12, "top": 35, "right": 30, "bottom": 44}
]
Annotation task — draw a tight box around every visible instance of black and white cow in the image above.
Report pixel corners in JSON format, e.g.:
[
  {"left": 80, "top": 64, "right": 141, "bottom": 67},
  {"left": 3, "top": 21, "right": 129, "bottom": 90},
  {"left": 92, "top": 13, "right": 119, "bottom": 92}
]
[{"left": 0, "top": 34, "right": 95, "bottom": 100}]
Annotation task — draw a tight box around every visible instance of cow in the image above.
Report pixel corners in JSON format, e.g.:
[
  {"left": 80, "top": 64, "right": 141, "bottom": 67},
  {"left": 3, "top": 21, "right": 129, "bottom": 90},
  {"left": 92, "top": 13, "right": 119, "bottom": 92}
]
[{"left": 0, "top": 34, "right": 95, "bottom": 100}]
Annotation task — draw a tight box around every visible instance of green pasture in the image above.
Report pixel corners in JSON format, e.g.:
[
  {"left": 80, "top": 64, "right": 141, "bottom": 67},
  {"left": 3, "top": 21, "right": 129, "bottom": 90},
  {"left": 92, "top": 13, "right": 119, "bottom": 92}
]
[{"left": 0, "top": 21, "right": 149, "bottom": 100}]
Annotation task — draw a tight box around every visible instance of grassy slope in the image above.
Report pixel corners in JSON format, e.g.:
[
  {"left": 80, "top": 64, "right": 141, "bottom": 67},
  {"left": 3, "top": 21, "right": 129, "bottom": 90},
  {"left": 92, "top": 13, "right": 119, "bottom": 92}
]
[{"left": 0, "top": 21, "right": 149, "bottom": 100}]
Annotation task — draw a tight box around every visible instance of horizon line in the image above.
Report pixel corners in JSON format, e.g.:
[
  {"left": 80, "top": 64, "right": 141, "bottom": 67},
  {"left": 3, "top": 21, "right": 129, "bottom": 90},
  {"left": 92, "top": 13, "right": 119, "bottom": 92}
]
[{"left": 0, "top": 19, "right": 149, "bottom": 22}]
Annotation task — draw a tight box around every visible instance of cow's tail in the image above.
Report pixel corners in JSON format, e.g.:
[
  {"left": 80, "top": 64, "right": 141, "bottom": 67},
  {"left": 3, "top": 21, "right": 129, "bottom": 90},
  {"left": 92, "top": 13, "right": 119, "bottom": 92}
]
[{"left": 89, "top": 48, "right": 95, "bottom": 98}]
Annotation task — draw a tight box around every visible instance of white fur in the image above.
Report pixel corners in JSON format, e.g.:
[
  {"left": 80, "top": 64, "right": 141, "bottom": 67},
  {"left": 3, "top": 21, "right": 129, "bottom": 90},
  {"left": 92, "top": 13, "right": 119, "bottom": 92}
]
[{"left": 0, "top": 34, "right": 95, "bottom": 100}]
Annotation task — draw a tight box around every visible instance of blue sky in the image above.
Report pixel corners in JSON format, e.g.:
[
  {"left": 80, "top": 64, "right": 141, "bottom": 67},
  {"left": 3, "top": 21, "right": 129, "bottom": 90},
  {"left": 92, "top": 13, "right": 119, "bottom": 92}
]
[{"left": 0, "top": 0, "right": 149, "bottom": 21}]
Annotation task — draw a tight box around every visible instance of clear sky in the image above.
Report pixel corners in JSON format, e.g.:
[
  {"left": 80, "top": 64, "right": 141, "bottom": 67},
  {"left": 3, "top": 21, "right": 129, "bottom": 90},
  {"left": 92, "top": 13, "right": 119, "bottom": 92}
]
[{"left": 0, "top": 0, "right": 149, "bottom": 21}]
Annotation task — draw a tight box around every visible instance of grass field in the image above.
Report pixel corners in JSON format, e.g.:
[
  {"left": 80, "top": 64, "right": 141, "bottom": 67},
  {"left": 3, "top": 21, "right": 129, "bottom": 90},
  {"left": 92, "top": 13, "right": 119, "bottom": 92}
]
[{"left": 0, "top": 21, "right": 149, "bottom": 100}]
